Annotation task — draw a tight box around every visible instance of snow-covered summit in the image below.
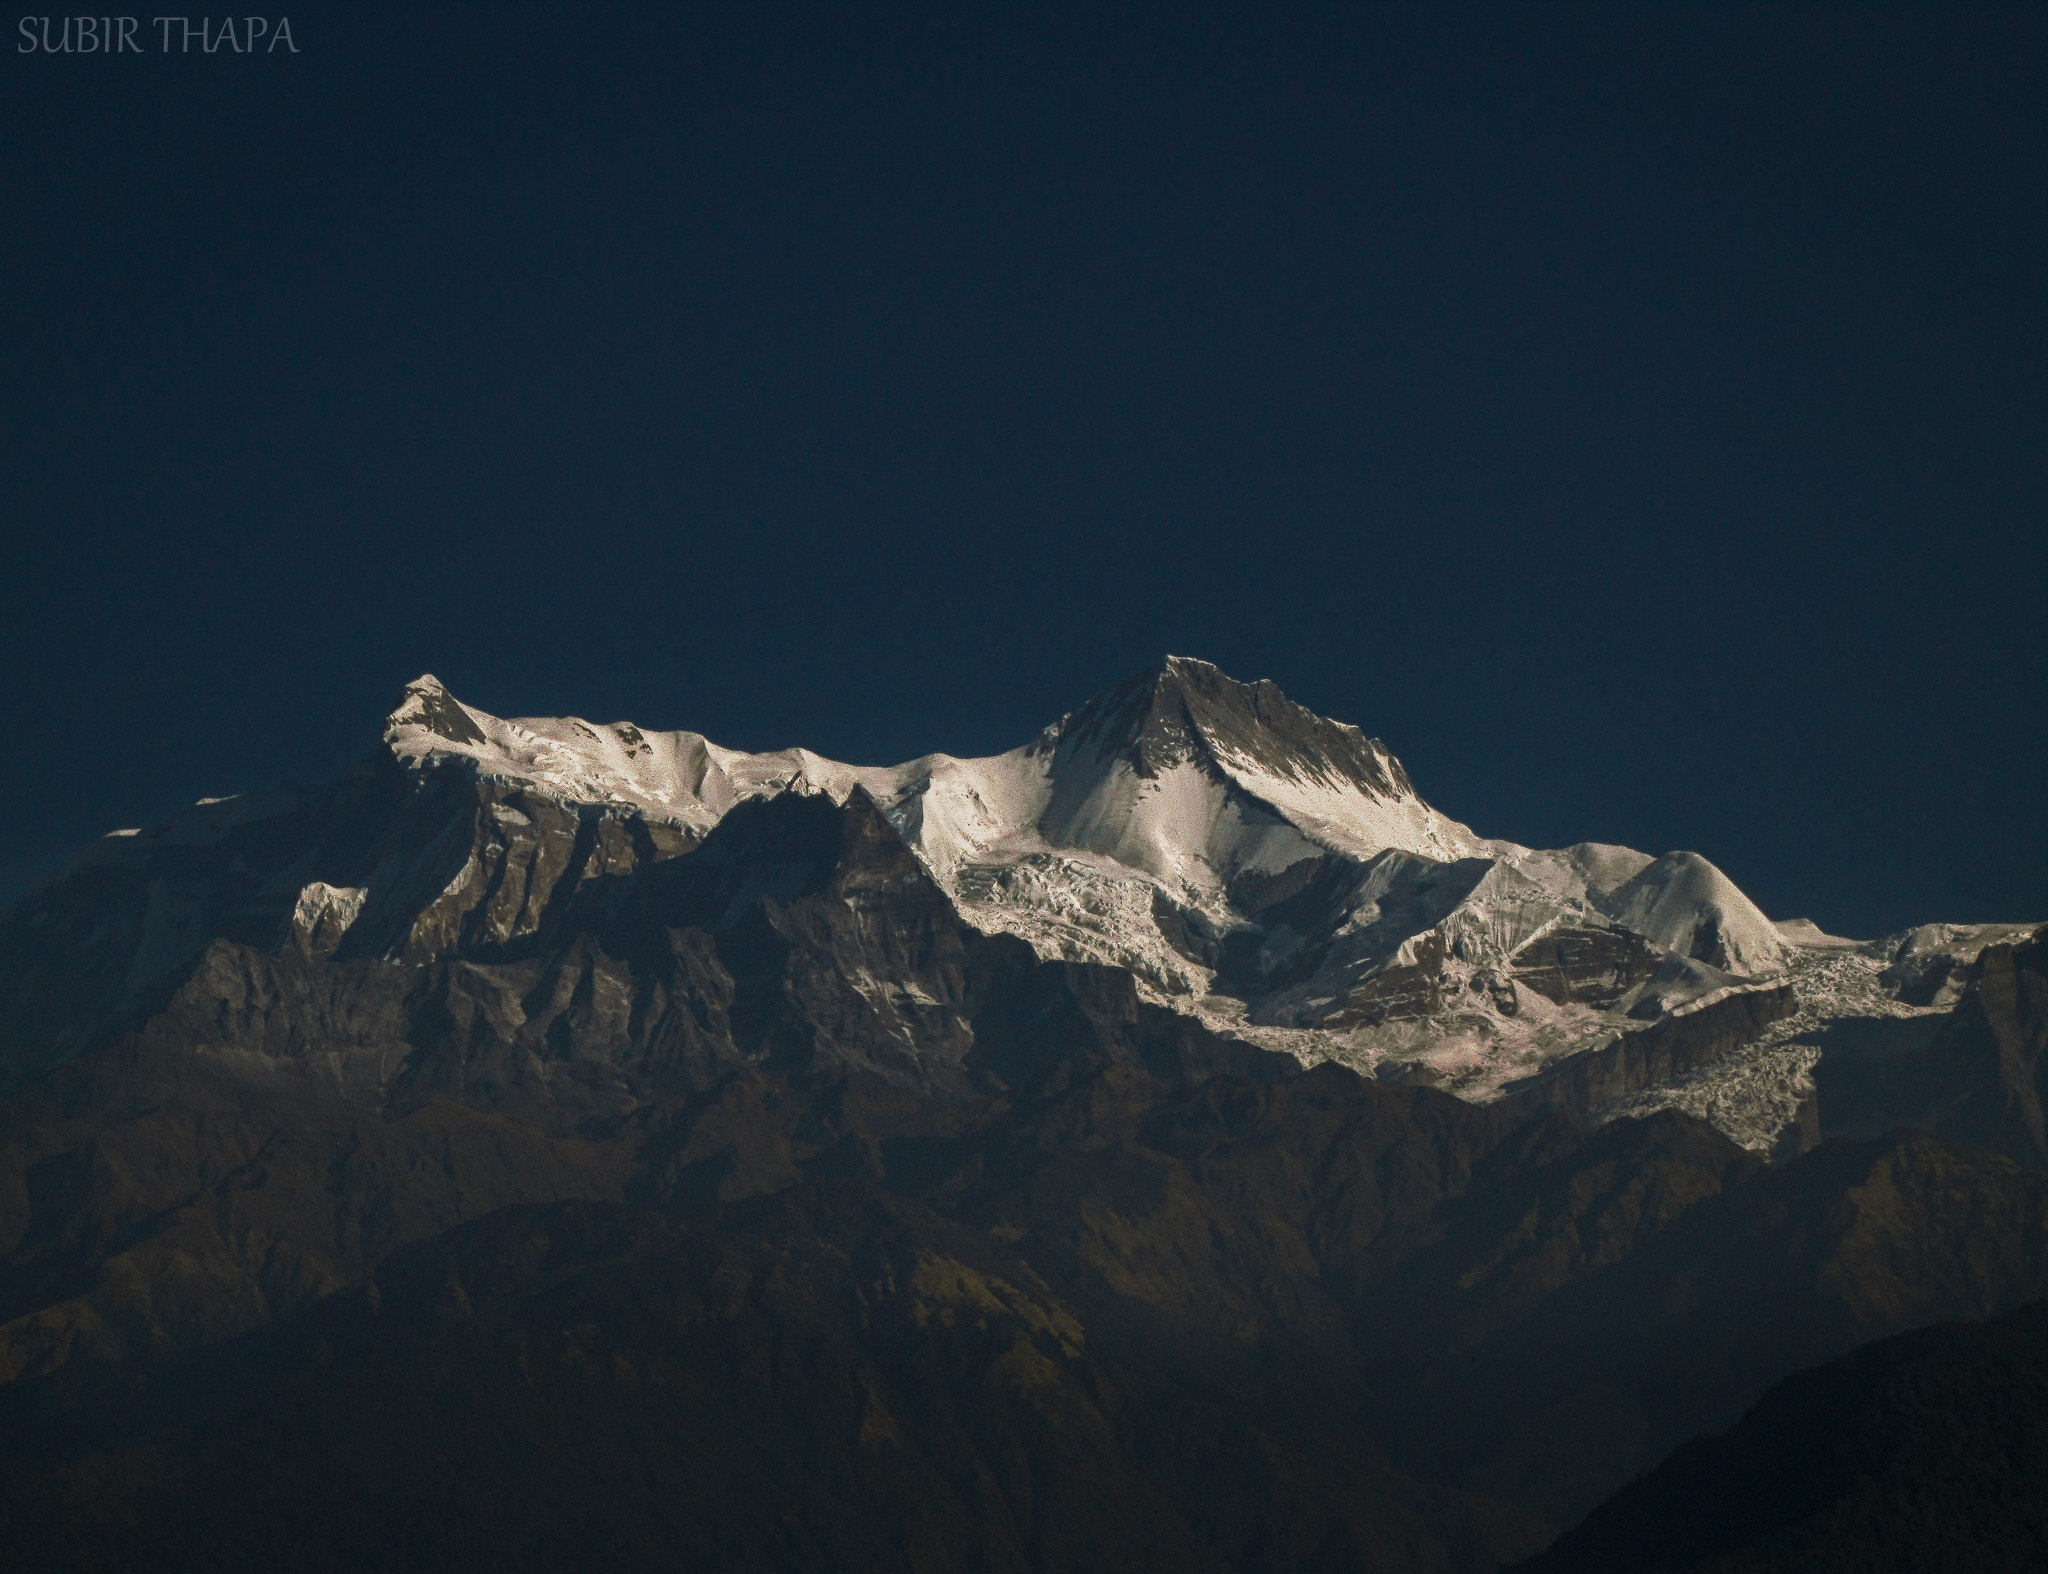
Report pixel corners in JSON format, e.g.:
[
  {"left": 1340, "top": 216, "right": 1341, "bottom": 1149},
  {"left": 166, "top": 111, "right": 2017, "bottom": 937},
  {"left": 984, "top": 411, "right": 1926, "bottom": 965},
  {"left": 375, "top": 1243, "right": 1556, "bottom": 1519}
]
[
  {"left": 1037, "top": 656, "right": 1420, "bottom": 801},
  {"left": 1024, "top": 656, "right": 1491, "bottom": 874},
  {"left": 385, "top": 674, "right": 867, "bottom": 832},
  {"left": 1603, "top": 851, "right": 1788, "bottom": 976}
]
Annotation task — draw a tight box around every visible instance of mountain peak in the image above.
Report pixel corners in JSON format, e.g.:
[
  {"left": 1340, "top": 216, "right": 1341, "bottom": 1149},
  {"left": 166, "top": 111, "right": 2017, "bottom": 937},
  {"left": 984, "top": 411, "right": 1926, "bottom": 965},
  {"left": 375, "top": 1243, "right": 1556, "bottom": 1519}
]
[
  {"left": 387, "top": 674, "right": 487, "bottom": 748},
  {"left": 1046, "top": 655, "right": 1418, "bottom": 803},
  {"left": 1606, "top": 850, "right": 1788, "bottom": 975}
]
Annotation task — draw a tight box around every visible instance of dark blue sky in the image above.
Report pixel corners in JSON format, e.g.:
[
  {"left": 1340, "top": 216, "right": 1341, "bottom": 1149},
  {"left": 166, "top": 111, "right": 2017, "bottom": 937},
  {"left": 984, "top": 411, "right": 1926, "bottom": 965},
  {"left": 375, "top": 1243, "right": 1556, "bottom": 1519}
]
[{"left": 5, "top": 4, "right": 2042, "bottom": 937}]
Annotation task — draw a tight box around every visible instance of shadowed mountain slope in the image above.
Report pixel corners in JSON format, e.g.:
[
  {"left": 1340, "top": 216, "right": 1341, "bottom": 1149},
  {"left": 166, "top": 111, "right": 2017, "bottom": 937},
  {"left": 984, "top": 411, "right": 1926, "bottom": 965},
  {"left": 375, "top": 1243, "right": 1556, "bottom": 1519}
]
[
  {"left": 1818, "top": 927, "right": 2048, "bottom": 1168},
  {"left": 3, "top": 1019, "right": 2045, "bottom": 1569},
  {"left": 1512, "top": 1298, "right": 2048, "bottom": 1574}
]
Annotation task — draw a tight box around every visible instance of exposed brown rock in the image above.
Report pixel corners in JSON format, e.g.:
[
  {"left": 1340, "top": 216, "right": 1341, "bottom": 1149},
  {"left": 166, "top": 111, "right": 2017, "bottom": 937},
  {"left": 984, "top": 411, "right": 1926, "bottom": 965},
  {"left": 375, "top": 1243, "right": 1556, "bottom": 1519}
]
[{"left": 1503, "top": 982, "right": 1799, "bottom": 1115}]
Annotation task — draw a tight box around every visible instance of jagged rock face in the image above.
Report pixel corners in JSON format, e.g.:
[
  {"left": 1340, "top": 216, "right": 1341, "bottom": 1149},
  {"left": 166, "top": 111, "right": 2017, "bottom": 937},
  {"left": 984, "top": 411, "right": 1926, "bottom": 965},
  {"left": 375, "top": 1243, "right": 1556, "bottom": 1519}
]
[
  {"left": 1503, "top": 982, "right": 1800, "bottom": 1115},
  {"left": 1234, "top": 851, "right": 1692, "bottom": 1036},
  {"left": 106, "top": 787, "right": 1259, "bottom": 1121},
  {"left": 1511, "top": 925, "right": 1667, "bottom": 1009},
  {"left": 1875, "top": 921, "right": 2040, "bottom": 1007},
  {"left": 0, "top": 759, "right": 698, "bottom": 1094},
  {"left": 1819, "top": 927, "right": 2048, "bottom": 1169}
]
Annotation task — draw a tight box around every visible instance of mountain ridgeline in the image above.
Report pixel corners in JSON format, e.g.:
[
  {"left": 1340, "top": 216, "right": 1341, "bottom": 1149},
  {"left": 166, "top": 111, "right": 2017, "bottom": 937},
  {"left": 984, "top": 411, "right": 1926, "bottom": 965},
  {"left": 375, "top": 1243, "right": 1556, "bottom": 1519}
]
[{"left": 0, "top": 660, "right": 2040, "bottom": 1572}]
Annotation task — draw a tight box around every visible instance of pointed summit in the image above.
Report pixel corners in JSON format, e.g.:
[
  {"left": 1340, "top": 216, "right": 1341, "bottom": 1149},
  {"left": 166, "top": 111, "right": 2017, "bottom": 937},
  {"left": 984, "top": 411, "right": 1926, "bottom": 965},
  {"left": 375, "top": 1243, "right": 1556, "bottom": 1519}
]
[
  {"left": 997, "top": 656, "right": 1493, "bottom": 893},
  {"left": 386, "top": 673, "right": 488, "bottom": 748},
  {"left": 1045, "top": 655, "right": 1419, "bottom": 803}
]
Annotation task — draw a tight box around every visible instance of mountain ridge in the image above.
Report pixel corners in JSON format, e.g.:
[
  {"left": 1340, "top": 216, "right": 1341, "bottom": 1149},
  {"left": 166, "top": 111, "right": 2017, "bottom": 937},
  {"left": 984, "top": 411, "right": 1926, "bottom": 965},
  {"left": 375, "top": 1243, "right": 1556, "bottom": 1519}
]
[
  {"left": 4, "top": 661, "right": 2038, "bottom": 1175},
  {"left": 16, "top": 659, "right": 2028, "bottom": 1157},
  {"left": 365, "top": 661, "right": 1820, "bottom": 1113}
]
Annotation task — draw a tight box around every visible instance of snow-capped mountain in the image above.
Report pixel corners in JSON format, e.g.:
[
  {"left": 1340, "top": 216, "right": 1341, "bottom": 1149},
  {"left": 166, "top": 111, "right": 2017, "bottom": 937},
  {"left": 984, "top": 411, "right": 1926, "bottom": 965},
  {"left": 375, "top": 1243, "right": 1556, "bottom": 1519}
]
[
  {"left": 384, "top": 656, "right": 1490, "bottom": 874},
  {"left": 10, "top": 657, "right": 2031, "bottom": 1157},
  {"left": 383, "top": 657, "right": 1794, "bottom": 1101}
]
